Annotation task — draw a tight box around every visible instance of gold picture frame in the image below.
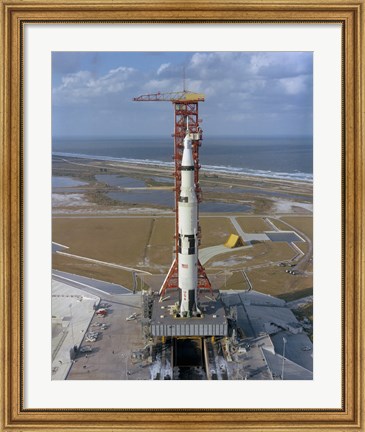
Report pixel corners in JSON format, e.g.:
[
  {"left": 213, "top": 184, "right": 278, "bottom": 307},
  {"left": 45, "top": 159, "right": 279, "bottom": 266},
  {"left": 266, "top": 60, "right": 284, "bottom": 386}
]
[{"left": 1, "top": 0, "right": 364, "bottom": 430}]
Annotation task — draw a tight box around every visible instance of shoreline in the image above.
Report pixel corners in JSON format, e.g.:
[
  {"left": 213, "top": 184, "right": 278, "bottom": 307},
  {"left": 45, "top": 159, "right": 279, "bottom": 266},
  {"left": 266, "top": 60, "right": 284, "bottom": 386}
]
[
  {"left": 52, "top": 152, "right": 313, "bottom": 184},
  {"left": 52, "top": 155, "right": 313, "bottom": 216}
]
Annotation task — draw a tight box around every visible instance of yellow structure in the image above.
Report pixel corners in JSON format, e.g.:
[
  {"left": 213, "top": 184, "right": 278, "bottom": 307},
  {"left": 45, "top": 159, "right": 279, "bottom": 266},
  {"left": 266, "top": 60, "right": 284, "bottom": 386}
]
[{"left": 224, "top": 234, "right": 244, "bottom": 248}]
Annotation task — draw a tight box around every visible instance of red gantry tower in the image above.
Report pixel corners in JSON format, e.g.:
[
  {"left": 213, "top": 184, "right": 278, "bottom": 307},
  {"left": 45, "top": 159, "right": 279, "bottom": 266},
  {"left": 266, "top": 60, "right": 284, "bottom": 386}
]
[{"left": 133, "top": 90, "right": 212, "bottom": 299}]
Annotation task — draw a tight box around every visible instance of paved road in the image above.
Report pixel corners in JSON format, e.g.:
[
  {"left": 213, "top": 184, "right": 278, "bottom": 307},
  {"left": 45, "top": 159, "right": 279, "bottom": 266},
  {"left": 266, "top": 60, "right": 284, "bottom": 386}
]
[
  {"left": 56, "top": 251, "right": 152, "bottom": 275},
  {"left": 228, "top": 216, "right": 251, "bottom": 243},
  {"left": 52, "top": 270, "right": 131, "bottom": 296},
  {"left": 199, "top": 244, "right": 251, "bottom": 266},
  {"left": 264, "top": 217, "right": 280, "bottom": 232},
  {"left": 52, "top": 242, "right": 68, "bottom": 253}
]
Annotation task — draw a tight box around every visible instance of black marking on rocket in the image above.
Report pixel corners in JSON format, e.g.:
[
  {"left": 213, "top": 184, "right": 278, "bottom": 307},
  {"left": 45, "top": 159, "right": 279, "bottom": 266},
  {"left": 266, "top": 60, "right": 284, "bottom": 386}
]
[
  {"left": 179, "top": 289, "right": 196, "bottom": 315},
  {"left": 178, "top": 234, "right": 196, "bottom": 255}
]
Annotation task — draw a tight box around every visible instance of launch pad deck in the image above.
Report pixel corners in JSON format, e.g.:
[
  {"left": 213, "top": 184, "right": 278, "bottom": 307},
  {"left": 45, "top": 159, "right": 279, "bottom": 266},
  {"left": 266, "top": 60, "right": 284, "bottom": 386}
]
[{"left": 150, "top": 289, "right": 228, "bottom": 337}]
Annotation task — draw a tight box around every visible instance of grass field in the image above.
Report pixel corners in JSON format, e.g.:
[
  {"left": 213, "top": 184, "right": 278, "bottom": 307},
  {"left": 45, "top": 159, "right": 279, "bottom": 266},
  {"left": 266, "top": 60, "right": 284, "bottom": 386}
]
[
  {"left": 199, "top": 217, "right": 235, "bottom": 247},
  {"left": 265, "top": 218, "right": 289, "bottom": 231},
  {"left": 52, "top": 217, "right": 154, "bottom": 268},
  {"left": 277, "top": 287, "right": 313, "bottom": 302},
  {"left": 53, "top": 216, "right": 238, "bottom": 272},
  {"left": 295, "top": 242, "right": 309, "bottom": 254},
  {"left": 52, "top": 253, "right": 135, "bottom": 288},
  {"left": 224, "top": 271, "right": 251, "bottom": 291},
  {"left": 146, "top": 218, "right": 175, "bottom": 268},
  {"left": 52, "top": 215, "right": 312, "bottom": 297},
  {"left": 247, "top": 265, "right": 313, "bottom": 299},
  {"left": 205, "top": 242, "right": 295, "bottom": 269},
  {"left": 236, "top": 216, "right": 270, "bottom": 233},
  {"left": 281, "top": 216, "right": 313, "bottom": 240}
]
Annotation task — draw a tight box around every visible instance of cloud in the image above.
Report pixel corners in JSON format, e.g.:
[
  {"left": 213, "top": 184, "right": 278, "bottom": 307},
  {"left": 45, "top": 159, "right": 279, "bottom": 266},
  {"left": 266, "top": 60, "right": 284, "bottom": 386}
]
[
  {"left": 178, "top": 52, "right": 313, "bottom": 119},
  {"left": 157, "top": 63, "right": 170, "bottom": 75},
  {"left": 53, "top": 66, "right": 136, "bottom": 104},
  {"left": 248, "top": 52, "right": 312, "bottom": 78},
  {"left": 52, "top": 52, "right": 313, "bottom": 137},
  {"left": 279, "top": 75, "right": 308, "bottom": 95}
]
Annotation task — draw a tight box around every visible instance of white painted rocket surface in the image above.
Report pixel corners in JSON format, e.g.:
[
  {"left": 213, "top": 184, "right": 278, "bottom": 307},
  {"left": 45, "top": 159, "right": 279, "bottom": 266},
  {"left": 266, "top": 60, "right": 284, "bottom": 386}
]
[{"left": 178, "top": 124, "right": 199, "bottom": 317}]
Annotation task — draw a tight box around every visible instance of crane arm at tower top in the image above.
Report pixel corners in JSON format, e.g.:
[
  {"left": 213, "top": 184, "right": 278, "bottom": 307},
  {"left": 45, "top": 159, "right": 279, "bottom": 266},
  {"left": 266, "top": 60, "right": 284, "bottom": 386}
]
[{"left": 133, "top": 90, "right": 204, "bottom": 102}]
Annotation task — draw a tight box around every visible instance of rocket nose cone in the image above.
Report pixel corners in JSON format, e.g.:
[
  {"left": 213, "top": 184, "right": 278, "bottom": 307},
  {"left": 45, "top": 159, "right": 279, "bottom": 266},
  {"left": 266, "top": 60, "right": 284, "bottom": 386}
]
[{"left": 181, "top": 146, "right": 194, "bottom": 167}]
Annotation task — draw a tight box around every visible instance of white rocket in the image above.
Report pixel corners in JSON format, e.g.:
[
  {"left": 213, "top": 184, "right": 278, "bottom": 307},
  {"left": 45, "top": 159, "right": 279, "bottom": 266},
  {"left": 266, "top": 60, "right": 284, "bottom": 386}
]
[{"left": 178, "top": 122, "right": 199, "bottom": 317}]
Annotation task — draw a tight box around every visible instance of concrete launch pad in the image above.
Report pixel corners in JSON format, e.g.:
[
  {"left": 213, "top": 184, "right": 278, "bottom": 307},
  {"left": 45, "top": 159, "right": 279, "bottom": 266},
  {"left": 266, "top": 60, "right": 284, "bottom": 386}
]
[{"left": 150, "top": 289, "right": 228, "bottom": 337}]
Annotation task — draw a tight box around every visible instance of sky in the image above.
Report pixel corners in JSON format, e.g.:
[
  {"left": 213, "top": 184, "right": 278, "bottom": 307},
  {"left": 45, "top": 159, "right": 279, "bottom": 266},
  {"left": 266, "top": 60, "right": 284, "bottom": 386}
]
[{"left": 52, "top": 51, "right": 313, "bottom": 138}]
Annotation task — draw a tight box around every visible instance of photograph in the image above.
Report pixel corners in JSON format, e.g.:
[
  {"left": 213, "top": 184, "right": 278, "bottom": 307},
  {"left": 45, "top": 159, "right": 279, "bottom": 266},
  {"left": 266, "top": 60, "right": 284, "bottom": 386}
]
[
  {"left": 51, "top": 51, "right": 313, "bottom": 381},
  {"left": 1, "top": 1, "right": 364, "bottom": 429}
]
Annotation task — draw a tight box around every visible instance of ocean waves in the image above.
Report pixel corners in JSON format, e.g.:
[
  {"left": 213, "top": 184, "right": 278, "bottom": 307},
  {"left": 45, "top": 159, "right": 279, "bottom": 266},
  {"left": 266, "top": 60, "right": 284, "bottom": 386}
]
[{"left": 52, "top": 151, "right": 313, "bottom": 183}]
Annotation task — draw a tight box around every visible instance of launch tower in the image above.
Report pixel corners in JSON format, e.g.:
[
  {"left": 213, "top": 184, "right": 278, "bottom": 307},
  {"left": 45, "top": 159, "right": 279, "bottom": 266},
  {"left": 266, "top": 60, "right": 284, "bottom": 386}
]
[{"left": 134, "top": 90, "right": 227, "bottom": 337}]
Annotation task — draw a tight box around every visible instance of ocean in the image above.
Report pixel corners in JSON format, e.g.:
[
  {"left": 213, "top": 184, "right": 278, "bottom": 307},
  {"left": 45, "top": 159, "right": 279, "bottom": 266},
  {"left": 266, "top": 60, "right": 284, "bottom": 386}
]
[{"left": 52, "top": 136, "right": 313, "bottom": 182}]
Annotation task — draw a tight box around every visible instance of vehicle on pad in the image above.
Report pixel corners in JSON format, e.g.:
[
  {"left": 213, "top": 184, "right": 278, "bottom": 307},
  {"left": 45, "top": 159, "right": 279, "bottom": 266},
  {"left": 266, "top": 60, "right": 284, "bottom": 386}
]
[
  {"left": 286, "top": 270, "right": 298, "bottom": 275},
  {"left": 87, "top": 331, "right": 99, "bottom": 337},
  {"left": 85, "top": 331, "right": 99, "bottom": 342},
  {"left": 96, "top": 308, "right": 107, "bottom": 316}
]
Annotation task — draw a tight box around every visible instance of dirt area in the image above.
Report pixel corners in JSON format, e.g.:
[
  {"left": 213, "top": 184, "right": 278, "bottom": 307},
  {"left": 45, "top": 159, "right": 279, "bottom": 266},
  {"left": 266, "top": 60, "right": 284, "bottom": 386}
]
[{"left": 236, "top": 216, "right": 271, "bottom": 233}]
